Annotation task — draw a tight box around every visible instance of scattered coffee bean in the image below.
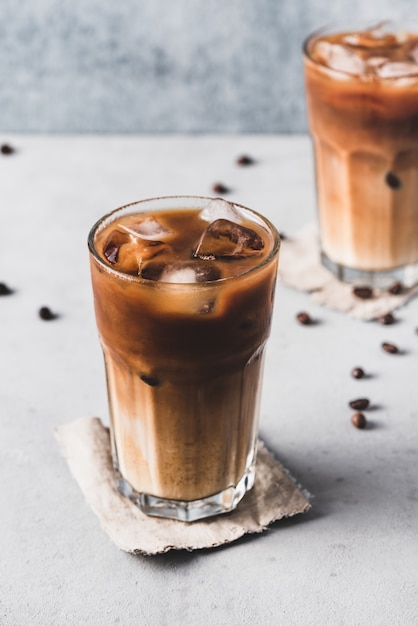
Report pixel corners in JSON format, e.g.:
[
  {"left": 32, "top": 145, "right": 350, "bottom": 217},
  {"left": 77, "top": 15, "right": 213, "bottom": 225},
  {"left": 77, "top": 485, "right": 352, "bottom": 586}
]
[
  {"left": 38, "top": 306, "right": 58, "bottom": 321},
  {"left": 236, "top": 154, "right": 254, "bottom": 166},
  {"left": 140, "top": 374, "right": 159, "bottom": 387},
  {"left": 382, "top": 341, "right": 399, "bottom": 354},
  {"left": 378, "top": 312, "right": 396, "bottom": 325},
  {"left": 352, "top": 286, "right": 373, "bottom": 299},
  {"left": 1, "top": 143, "right": 15, "bottom": 155},
  {"left": 351, "top": 367, "right": 365, "bottom": 379},
  {"left": 296, "top": 311, "right": 312, "bottom": 325},
  {"left": 278, "top": 232, "right": 287, "bottom": 241},
  {"left": 212, "top": 182, "right": 230, "bottom": 194},
  {"left": 388, "top": 281, "right": 403, "bottom": 295},
  {"left": 0, "top": 282, "right": 13, "bottom": 296},
  {"left": 349, "top": 398, "right": 370, "bottom": 410},
  {"left": 385, "top": 171, "right": 401, "bottom": 189},
  {"left": 351, "top": 412, "right": 367, "bottom": 429}
]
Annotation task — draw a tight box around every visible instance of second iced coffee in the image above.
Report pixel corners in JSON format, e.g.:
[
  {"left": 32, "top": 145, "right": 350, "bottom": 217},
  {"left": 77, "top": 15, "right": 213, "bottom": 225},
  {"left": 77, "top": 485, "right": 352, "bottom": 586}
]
[{"left": 304, "top": 22, "right": 418, "bottom": 287}]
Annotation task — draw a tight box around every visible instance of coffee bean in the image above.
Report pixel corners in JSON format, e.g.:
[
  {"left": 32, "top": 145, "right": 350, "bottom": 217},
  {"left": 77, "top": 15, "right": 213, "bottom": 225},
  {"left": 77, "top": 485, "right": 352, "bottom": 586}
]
[
  {"left": 278, "top": 232, "right": 287, "bottom": 241},
  {"left": 385, "top": 171, "right": 401, "bottom": 189},
  {"left": 351, "top": 412, "right": 367, "bottom": 429},
  {"left": 378, "top": 313, "right": 396, "bottom": 325},
  {"left": 388, "top": 281, "right": 403, "bottom": 295},
  {"left": 212, "top": 183, "right": 230, "bottom": 194},
  {"left": 353, "top": 286, "right": 373, "bottom": 299},
  {"left": 349, "top": 398, "right": 370, "bottom": 410},
  {"left": 351, "top": 367, "right": 365, "bottom": 379},
  {"left": 236, "top": 155, "right": 254, "bottom": 166},
  {"left": 140, "top": 374, "right": 159, "bottom": 387},
  {"left": 296, "top": 311, "right": 312, "bottom": 325},
  {"left": 1, "top": 143, "right": 15, "bottom": 155},
  {"left": 0, "top": 282, "right": 13, "bottom": 296},
  {"left": 382, "top": 342, "right": 399, "bottom": 354},
  {"left": 38, "top": 306, "right": 58, "bottom": 321}
]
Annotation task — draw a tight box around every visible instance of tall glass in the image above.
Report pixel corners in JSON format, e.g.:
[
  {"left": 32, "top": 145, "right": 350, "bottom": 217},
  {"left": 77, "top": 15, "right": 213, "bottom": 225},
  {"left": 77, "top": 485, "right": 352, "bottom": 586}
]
[
  {"left": 88, "top": 196, "right": 280, "bottom": 521},
  {"left": 303, "top": 22, "right": 418, "bottom": 288}
]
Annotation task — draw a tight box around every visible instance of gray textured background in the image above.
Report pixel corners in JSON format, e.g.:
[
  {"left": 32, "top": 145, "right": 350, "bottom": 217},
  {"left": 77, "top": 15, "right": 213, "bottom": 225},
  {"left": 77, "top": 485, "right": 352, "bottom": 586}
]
[{"left": 0, "top": 1, "right": 413, "bottom": 133}]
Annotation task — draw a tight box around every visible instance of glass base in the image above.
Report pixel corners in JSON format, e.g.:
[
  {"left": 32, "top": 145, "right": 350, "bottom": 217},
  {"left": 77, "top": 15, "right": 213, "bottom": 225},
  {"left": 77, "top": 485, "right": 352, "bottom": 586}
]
[
  {"left": 116, "top": 464, "right": 256, "bottom": 522},
  {"left": 321, "top": 252, "right": 418, "bottom": 290}
]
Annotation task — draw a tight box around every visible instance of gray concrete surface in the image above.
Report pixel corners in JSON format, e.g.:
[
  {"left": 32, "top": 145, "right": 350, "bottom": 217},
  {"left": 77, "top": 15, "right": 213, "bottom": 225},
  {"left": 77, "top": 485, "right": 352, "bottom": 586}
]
[
  {"left": 0, "top": 1, "right": 413, "bottom": 133},
  {"left": 0, "top": 134, "right": 417, "bottom": 625}
]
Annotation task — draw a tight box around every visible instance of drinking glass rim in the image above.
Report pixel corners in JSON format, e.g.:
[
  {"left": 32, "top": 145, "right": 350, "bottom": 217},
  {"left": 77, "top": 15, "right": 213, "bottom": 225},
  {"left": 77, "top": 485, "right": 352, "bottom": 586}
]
[
  {"left": 303, "top": 21, "right": 418, "bottom": 81},
  {"left": 88, "top": 195, "right": 281, "bottom": 286}
]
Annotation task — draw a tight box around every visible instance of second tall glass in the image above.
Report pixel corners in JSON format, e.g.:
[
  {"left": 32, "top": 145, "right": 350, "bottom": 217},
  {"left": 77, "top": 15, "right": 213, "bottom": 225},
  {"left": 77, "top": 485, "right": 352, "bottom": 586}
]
[{"left": 304, "top": 22, "right": 418, "bottom": 288}]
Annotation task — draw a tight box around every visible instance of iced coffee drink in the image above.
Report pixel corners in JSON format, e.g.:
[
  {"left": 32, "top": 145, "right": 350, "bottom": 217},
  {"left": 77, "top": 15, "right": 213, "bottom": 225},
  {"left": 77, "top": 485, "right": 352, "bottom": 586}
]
[
  {"left": 88, "top": 196, "right": 280, "bottom": 521},
  {"left": 304, "top": 22, "right": 418, "bottom": 287}
]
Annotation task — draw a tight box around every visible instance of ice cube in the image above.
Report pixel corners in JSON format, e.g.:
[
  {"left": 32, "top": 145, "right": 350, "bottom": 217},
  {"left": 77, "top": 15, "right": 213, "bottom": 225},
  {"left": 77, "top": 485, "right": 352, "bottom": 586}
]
[
  {"left": 365, "top": 56, "right": 388, "bottom": 71},
  {"left": 190, "top": 263, "right": 221, "bottom": 282},
  {"left": 140, "top": 262, "right": 165, "bottom": 281},
  {"left": 318, "top": 42, "right": 366, "bottom": 75},
  {"left": 365, "top": 22, "right": 407, "bottom": 45},
  {"left": 141, "top": 261, "right": 221, "bottom": 283},
  {"left": 103, "top": 230, "right": 130, "bottom": 264},
  {"left": 161, "top": 266, "right": 196, "bottom": 283},
  {"left": 313, "top": 40, "right": 334, "bottom": 64},
  {"left": 119, "top": 217, "right": 172, "bottom": 241},
  {"left": 102, "top": 229, "right": 171, "bottom": 274},
  {"left": 409, "top": 45, "right": 418, "bottom": 63},
  {"left": 341, "top": 22, "right": 405, "bottom": 49},
  {"left": 366, "top": 22, "right": 392, "bottom": 39},
  {"left": 193, "top": 219, "right": 264, "bottom": 260},
  {"left": 377, "top": 62, "right": 418, "bottom": 78},
  {"left": 200, "top": 198, "right": 243, "bottom": 223}
]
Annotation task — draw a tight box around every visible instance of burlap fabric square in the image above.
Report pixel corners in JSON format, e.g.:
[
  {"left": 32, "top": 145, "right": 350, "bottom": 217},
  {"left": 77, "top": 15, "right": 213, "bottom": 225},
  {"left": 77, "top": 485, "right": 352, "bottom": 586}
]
[
  {"left": 279, "top": 224, "right": 418, "bottom": 320},
  {"left": 55, "top": 417, "right": 311, "bottom": 555}
]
